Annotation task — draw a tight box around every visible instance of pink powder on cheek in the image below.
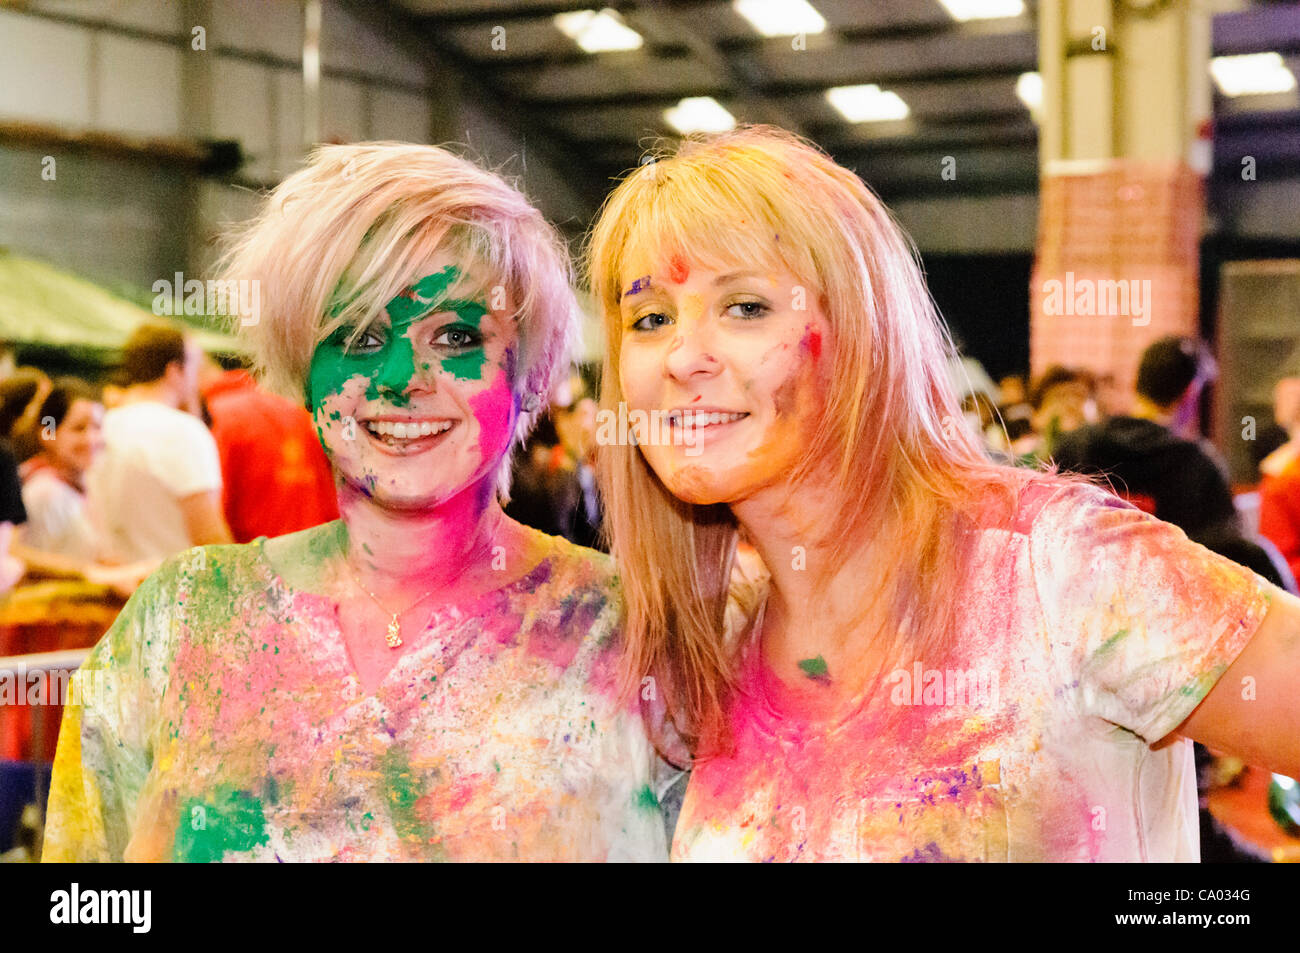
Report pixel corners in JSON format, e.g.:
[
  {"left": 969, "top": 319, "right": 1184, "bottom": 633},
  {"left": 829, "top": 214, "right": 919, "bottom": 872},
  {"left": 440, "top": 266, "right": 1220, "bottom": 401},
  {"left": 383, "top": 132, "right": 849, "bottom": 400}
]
[
  {"left": 467, "top": 369, "right": 516, "bottom": 458},
  {"left": 795, "top": 326, "right": 823, "bottom": 362}
]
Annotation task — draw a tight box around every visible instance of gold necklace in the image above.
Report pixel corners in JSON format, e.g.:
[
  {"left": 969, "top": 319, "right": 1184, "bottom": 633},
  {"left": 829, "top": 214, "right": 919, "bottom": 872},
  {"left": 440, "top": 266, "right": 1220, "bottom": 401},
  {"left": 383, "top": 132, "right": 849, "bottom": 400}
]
[{"left": 338, "top": 543, "right": 441, "bottom": 649}]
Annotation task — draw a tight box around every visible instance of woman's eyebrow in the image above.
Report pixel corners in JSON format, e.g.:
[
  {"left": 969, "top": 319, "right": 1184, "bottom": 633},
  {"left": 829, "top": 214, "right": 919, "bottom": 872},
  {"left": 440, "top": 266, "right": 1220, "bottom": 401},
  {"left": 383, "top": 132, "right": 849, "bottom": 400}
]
[{"left": 622, "top": 275, "right": 652, "bottom": 298}]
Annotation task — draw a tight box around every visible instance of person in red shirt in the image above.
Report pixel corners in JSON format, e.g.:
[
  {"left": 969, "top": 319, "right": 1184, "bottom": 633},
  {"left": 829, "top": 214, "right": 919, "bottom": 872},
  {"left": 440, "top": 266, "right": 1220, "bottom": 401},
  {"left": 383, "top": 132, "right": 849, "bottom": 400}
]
[
  {"left": 1258, "top": 377, "right": 1300, "bottom": 582},
  {"left": 199, "top": 356, "right": 339, "bottom": 542}
]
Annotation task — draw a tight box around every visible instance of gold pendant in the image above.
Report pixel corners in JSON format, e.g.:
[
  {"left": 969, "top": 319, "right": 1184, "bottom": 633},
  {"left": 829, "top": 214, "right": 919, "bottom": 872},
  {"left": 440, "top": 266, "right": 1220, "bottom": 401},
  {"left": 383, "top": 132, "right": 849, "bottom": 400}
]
[{"left": 386, "top": 614, "right": 403, "bottom": 649}]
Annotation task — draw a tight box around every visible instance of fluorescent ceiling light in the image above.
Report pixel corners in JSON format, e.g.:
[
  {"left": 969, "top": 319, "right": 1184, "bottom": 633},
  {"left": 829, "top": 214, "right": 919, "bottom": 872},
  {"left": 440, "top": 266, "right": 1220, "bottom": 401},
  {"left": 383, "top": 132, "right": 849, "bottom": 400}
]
[
  {"left": 1016, "top": 71, "right": 1042, "bottom": 111},
  {"left": 937, "top": 0, "right": 1025, "bottom": 21},
  {"left": 733, "top": 0, "right": 826, "bottom": 37},
  {"left": 554, "top": 8, "right": 643, "bottom": 53},
  {"left": 1209, "top": 52, "right": 1296, "bottom": 96},
  {"left": 826, "top": 84, "right": 910, "bottom": 122},
  {"left": 664, "top": 97, "right": 736, "bottom": 134}
]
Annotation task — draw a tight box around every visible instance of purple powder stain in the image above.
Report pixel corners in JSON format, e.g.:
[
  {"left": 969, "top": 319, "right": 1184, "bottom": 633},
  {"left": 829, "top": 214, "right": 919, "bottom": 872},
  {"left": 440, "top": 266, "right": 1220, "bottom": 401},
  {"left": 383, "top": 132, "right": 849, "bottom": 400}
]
[
  {"left": 623, "top": 275, "right": 651, "bottom": 298},
  {"left": 900, "top": 841, "right": 959, "bottom": 863}
]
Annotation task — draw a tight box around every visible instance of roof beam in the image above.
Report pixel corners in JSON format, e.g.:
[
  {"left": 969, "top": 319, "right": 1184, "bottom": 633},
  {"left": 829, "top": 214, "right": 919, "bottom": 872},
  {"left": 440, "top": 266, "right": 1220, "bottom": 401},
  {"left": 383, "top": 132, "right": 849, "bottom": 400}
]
[
  {"left": 510, "top": 63, "right": 1029, "bottom": 108},
  {"left": 618, "top": 4, "right": 808, "bottom": 134},
  {"left": 343, "top": 0, "right": 609, "bottom": 220}
]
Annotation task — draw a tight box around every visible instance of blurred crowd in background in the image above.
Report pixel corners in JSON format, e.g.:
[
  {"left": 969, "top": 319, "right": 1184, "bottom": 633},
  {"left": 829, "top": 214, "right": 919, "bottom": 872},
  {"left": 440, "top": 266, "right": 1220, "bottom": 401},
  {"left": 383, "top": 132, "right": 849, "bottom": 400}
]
[{"left": 0, "top": 324, "right": 338, "bottom": 602}]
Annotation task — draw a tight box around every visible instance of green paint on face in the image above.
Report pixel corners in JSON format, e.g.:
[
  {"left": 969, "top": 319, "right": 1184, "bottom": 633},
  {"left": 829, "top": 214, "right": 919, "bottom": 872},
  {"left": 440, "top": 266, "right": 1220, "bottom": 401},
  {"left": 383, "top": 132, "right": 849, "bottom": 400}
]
[
  {"left": 174, "top": 786, "right": 269, "bottom": 862},
  {"left": 305, "top": 266, "right": 491, "bottom": 415},
  {"left": 798, "top": 655, "right": 829, "bottom": 680}
]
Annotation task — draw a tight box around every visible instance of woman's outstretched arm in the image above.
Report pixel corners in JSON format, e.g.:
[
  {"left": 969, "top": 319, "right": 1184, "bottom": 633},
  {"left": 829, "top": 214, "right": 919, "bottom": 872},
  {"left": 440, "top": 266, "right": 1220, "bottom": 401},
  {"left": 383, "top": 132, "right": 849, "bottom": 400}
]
[{"left": 1176, "top": 583, "right": 1300, "bottom": 780}]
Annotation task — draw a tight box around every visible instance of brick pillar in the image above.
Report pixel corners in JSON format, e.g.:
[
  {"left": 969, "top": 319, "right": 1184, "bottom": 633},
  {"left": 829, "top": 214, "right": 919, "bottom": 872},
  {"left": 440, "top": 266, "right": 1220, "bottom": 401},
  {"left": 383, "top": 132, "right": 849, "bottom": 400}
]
[
  {"left": 1031, "top": 159, "right": 1203, "bottom": 412},
  {"left": 1033, "top": 0, "right": 1211, "bottom": 414}
]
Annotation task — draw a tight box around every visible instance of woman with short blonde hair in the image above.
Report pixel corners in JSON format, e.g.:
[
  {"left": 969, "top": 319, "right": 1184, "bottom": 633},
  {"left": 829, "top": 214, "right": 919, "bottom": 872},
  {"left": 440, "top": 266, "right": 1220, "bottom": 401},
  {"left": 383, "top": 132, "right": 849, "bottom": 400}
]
[
  {"left": 44, "top": 142, "right": 668, "bottom": 862},
  {"left": 588, "top": 125, "right": 1300, "bottom": 862}
]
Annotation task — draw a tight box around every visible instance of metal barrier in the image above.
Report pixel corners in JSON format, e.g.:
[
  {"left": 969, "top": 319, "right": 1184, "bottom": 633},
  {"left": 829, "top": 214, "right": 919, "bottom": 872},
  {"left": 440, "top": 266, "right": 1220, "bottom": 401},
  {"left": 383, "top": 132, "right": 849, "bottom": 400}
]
[{"left": 0, "top": 648, "right": 88, "bottom": 854}]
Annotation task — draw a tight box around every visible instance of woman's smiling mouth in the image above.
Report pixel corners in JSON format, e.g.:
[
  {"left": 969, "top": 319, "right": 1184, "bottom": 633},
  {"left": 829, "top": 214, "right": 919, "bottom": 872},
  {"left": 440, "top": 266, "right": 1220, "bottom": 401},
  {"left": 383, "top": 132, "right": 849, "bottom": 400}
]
[
  {"left": 666, "top": 409, "right": 750, "bottom": 430},
  {"left": 363, "top": 417, "right": 458, "bottom": 452}
]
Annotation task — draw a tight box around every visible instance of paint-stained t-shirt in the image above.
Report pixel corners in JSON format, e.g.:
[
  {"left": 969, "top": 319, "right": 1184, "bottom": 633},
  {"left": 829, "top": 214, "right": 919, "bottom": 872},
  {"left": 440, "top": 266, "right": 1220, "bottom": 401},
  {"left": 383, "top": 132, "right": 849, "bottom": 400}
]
[
  {"left": 673, "top": 480, "right": 1272, "bottom": 863},
  {"left": 43, "top": 526, "right": 668, "bottom": 862}
]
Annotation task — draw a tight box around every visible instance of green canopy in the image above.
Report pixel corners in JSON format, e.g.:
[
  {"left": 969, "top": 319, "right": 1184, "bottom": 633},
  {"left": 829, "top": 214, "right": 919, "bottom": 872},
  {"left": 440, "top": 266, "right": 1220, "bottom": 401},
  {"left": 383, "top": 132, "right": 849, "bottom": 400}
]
[{"left": 0, "top": 251, "right": 245, "bottom": 363}]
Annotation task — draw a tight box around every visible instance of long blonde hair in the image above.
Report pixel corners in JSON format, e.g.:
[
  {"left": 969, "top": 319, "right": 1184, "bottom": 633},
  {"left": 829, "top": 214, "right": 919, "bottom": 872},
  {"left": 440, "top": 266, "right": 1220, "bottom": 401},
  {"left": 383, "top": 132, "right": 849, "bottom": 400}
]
[{"left": 586, "top": 126, "right": 1046, "bottom": 753}]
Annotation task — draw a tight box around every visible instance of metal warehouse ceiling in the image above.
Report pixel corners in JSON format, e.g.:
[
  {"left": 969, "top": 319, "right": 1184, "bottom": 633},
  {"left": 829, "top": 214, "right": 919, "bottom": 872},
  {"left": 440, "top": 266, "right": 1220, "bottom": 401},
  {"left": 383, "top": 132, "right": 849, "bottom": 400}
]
[{"left": 370, "top": 0, "right": 1300, "bottom": 205}]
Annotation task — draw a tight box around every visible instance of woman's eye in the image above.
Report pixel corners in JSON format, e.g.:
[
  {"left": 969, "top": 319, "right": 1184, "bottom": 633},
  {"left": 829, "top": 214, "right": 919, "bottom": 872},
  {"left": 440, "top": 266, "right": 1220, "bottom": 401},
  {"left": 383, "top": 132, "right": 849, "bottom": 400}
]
[
  {"left": 726, "top": 300, "right": 770, "bottom": 320},
  {"left": 631, "top": 312, "right": 672, "bottom": 332},
  {"left": 434, "top": 326, "right": 481, "bottom": 349},
  {"left": 339, "top": 328, "right": 384, "bottom": 353}
]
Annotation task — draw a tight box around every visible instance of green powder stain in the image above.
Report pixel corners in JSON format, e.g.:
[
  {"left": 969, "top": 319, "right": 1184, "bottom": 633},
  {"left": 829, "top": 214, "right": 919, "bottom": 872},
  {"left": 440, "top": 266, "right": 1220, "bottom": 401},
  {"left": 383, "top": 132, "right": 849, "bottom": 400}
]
[
  {"left": 439, "top": 348, "right": 487, "bottom": 380},
  {"left": 1095, "top": 629, "right": 1129, "bottom": 657},
  {"left": 798, "top": 655, "right": 829, "bottom": 680},
  {"left": 380, "top": 746, "right": 426, "bottom": 842},
  {"left": 636, "top": 784, "right": 660, "bottom": 812},
  {"left": 174, "top": 786, "right": 269, "bottom": 862},
  {"left": 1180, "top": 665, "right": 1225, "bottom": 698}
]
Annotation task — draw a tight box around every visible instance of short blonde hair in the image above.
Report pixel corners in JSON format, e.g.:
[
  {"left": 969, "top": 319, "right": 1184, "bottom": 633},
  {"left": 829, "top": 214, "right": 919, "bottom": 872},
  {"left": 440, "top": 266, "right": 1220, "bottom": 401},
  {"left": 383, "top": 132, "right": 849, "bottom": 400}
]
[{"left": 217, "top": 141, "right": 579, "bottom": 497}]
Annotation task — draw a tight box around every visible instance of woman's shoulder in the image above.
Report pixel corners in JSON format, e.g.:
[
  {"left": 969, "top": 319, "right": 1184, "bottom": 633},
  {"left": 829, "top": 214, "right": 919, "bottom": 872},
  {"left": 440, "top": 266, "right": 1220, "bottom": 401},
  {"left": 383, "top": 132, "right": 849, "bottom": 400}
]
[
  {"left": 257, "top": 521, "right": 341, "bottom": 589},
  {"left": 506, "top": 529, "right": 628, "bottom": 684},
  {"left": 519, "top": 526, "right": 620, "bottom": 598},
  {"left": 151, "top": 535, "right": 286, "bottom": 604},
  {"left": 995, "top": 472, "right": 1119, "bottom": 538},
  {"left": 87, "top": 539, "right": 269, "bottom": 671}
]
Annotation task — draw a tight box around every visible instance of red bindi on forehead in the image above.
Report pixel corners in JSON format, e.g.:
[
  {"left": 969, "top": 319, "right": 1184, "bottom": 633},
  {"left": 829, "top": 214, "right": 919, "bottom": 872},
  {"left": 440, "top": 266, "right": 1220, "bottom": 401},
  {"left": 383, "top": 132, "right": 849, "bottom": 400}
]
[{"left": 667, "top": 255, "right": 690, "bottom": 284}]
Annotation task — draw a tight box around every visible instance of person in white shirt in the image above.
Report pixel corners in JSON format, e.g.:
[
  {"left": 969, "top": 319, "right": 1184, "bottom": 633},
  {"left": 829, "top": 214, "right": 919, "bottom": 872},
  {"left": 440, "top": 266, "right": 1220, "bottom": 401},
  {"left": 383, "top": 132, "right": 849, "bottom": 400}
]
[
  {"left": 86, "top": 324, "right": 233, "bottom": 564},
  {"left": 9, "top": 377, "right": 151, "bottom": 598},
  {"left": 20, "top": 378, "right": 105, "bottom": 563}
]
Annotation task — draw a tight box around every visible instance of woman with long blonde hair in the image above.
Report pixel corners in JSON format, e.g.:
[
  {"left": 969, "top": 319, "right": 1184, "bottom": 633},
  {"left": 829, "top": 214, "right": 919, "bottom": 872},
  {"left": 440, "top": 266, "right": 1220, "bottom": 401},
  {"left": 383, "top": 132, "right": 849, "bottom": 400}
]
[{"left": 587, "top": 125, "right": 1300, "bottom": 861}]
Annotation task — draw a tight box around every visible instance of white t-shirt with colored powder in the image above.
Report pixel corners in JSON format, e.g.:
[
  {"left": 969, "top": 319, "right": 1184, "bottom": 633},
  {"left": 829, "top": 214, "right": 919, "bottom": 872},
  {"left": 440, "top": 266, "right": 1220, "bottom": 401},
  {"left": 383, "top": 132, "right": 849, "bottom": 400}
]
[
  {"left": 673, "top": 480, "right": 1272, "bottom": 862},
  {"left": 43, "top": 528, "right": 670, "bottom": 861},
  {"left": 86, "top": 402, "right": 222, "bottom": 563}
]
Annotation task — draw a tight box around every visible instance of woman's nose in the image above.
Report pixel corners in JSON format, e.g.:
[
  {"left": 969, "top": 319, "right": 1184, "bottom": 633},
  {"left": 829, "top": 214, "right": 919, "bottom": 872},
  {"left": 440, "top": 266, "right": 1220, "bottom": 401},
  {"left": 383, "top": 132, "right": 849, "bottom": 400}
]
[
  {"left": 375, "top": 335, "right": 436, "bottom": 397},
  {"left": 664, "top": 313, "right": 721, "bottom": 383}
]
